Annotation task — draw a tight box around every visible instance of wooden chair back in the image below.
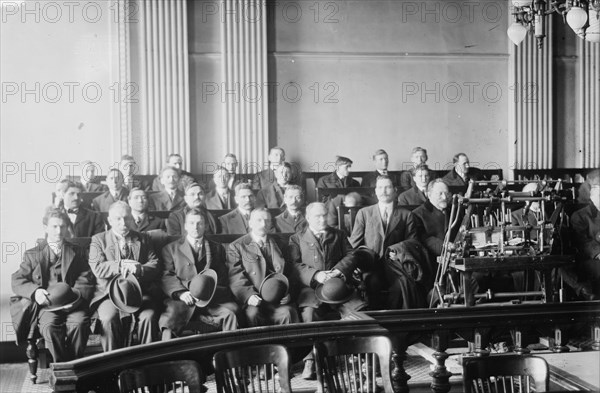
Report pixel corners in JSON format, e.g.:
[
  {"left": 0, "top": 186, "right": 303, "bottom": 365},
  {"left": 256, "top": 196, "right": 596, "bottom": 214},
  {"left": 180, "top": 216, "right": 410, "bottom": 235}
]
[
  {"left": 313, "top": 335, "right": 394, "bottom": 393},
  {"left": 118, "top": 360, "right": 204, "bottom": 393},
  {"left": 214, "top": 344, "right": 292, "bottom": 393},
  {"left": 337, "top": 205, "right": 360, "bottom": 234},
  {"left": 462, "top": 355, "right": 549, "bottom": 393}
]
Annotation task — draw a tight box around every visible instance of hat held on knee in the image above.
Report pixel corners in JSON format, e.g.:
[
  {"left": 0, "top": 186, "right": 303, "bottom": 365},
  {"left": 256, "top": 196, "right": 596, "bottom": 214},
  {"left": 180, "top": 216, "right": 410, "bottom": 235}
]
[
  {"left": 45, "top": 282, "right": 82, "bottom": 312},
  {"left": 188, "top": 268, "right": 218, "bottom": 307},
  {"left": 315, "top": 277, "right": 353, "bottom": 304},
  {"left": 109, "top": 274, "right": 143, "bottom": 314},
  {"left": 259, "top": 273, "right": 289, "bottom": 304}
]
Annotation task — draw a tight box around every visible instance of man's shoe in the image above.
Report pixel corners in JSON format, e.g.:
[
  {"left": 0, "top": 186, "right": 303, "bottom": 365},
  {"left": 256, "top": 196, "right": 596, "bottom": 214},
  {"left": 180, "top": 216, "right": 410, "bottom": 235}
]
[{"left": 302, "top": 360, "right": 316, "bottom": 380}]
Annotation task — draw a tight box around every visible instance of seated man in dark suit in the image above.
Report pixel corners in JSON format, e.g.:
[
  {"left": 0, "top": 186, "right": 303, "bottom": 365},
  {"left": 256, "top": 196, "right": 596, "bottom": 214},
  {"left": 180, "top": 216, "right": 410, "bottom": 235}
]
[
  {"left": 219, "top": 183, "right": 256, "bottom": 234},
  {"left": 412, "top": 179, "right": 451, "bottom": 259},
  {"left": 120, "top": 155, "right": 150, "bottom": 191},
  {"left": 128, "top": 187, "right": 166, "bottom": 232},
  {"left": 399, "top": 147, "right": 428, "bottom": 191},
  {"left": 11, "top": 208, "right": 94, "bottom": 362},
  {"left": 349, "top": 175, "right": 418, "bottom": 309},
  {"left": 274, "top": 185, "right": 308, "bottom": 233},
  {"left": 92, "top": 169, "right": 129, "bottom": 213},
  {"left": 256, "top": 162, "right": 292, "bottom": 209},
  {"left": 205, "top": 167, "right": 236, "bottom": 210},
  {"left": 58, "top": 181, "right": 105, "bottom": 237},
  {"left": 361, "top": 149, "right": 399, "bottom": 188},
  {"left": 78, "top": 160, "right": 107, "bottom": 192},
  {"left": 289, "top": 202, "right": 367, "bottom": 378},
  {"left": 316, "top": 156, "right": 360, "bottom": 190},
  {"left": 89, "top": 201, "right": 162, "bottom": 351},
  {"left": 151, "top": 153, "right": 194, "bottom": 192},
  {"left": 252, "top": 146, "right": 286, "bottom": 190},
  {"left": 571, "top": 180, "right": 600, "bottom": 297},
  {"left": 227, "top": 208, "right": 299, "bottom": 327},
  {"left": 160, "top": 209, "right": 239, "bottom": 336},
  {"left": 167, "top": 182, "right": 217, "bottom": 236},
  {"left": 442, "top": 153, "right": 483, "bottom": 188},
  {"left": 148, "top": 167, "right": 185, "bottom": 211},
  {"left": 398, "top": 164, "right": 430, "bottom": 206}
]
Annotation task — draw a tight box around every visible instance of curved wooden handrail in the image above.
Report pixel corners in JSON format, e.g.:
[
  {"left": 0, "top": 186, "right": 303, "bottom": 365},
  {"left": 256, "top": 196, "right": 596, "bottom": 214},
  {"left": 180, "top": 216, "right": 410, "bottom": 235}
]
[{"left": 50, "top": 302, "right": 600, "bottom": 393}]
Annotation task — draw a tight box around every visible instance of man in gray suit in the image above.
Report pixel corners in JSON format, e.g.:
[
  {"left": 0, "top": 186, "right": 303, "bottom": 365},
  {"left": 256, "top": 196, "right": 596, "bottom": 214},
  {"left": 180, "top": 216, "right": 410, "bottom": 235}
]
[{"left": 349, "top": 175, "right": 418, "bottom": 309}]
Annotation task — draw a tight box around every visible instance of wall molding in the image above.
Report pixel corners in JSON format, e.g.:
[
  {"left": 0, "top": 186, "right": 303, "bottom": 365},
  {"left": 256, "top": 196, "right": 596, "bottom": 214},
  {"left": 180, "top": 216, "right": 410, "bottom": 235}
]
[{"left": 270, "top": 51, "right": 509, "bottom": 61}]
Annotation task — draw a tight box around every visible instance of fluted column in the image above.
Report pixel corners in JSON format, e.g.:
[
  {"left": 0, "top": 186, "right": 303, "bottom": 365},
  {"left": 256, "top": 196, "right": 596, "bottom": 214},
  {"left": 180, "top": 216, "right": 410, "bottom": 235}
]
[
  {"left": 221, "top": 0, "right": 269, "bottom": 172},
  {"left": 128, "top": 0, "right": 190, "bottom": 173},
  {"left": 509, "top": 17, "right": 553, "bottom": 171},
  {"left": 579, "top": 39, "right": 599, "bottom": 168}
]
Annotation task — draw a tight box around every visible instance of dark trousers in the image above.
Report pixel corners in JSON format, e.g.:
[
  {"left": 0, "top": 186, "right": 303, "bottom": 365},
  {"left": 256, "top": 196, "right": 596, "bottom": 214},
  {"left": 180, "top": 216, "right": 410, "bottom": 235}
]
[
  {"left": 38, "top": 307, "right": 89, "bottom": 362},
  {"left": 96, "top": 298, "right": 158, "bottom": 352},
  {"left": 245, "top": 303, "right": 299, "bottom": 327},
  {"left": 159, "top": 299, "right": 240, "bottom": 334}
]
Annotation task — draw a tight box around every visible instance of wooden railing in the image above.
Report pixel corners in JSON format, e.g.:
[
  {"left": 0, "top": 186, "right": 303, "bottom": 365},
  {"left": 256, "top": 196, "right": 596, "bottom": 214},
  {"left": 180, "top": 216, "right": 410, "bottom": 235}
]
[{"left": 50, "top": 301, "right": 600, "bottom": 393}]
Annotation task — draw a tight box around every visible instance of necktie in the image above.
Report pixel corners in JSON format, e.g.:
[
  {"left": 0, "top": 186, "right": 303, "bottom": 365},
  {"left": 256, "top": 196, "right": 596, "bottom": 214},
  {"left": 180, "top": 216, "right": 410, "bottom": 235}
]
[
  {"left": 135, "top": 216, "right": 142, "bottom": 226},
  {"left": 120, "top": 238, "right": 130, "bottom": 259},
  {"left": 50, "top": 244, "right": 61, "bottom": 262},
  {"left": 67, "top": 208, "right": 78, "bottom": 214},
  {"left": 221, "top": 193, "right": 228, "bottom": 208},
  {"left": 316, "top": 232, "right": 324, "bottom": 248},
  {"left": 382, "top": 170, "right": 388, "bottom": 175},
  {"left": 382, "top": 209, "right": 389, "bottom": 230},
  {"left": 194, "top": 239, "right": 201, "bottom": 254}
]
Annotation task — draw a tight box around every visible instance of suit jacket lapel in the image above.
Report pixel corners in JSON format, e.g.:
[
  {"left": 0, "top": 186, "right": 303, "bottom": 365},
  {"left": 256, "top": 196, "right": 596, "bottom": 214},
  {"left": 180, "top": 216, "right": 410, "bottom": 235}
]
[
  {"left": 305, "top": 230, "right": 325, "bottom": 258},
  {"left": 386, "top": 206, "right": 401, "bottom": 237},
  {"left": 61, "top": 243, "right": 75, "bottom": 281},
  {"left": 268, "top": 238, "right": 285, "bottom": 268},
  {"left": 40, "top": 245, "right": 51, "bottom": 286},
  {"left": 178, "top": 239, "right": 195, "bottom": 269},
  {"left": 130, "top": 234, "right": 141, "bottom": 261},
  {"left": 203, "top": 239, "right": 212, "bottom": 269}
]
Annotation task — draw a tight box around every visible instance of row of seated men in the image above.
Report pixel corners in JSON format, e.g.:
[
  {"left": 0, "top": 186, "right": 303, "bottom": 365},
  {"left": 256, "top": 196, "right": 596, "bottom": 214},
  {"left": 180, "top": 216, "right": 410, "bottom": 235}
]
[
  {"left": 13, "top": 147, "right": 600, "bottom": 371},
  {"left": 69, "top": 146, "right": 482, "bottom": 200}
]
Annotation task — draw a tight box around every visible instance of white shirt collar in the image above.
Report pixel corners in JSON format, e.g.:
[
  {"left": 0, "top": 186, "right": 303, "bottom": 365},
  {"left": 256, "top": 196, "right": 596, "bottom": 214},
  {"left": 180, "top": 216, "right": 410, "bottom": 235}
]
[
  {"left": 250, "top": 232, "right": 267, "bottom": 245},
  {"left": 187, "top": 235, "right": 203, "bottom": 246}
]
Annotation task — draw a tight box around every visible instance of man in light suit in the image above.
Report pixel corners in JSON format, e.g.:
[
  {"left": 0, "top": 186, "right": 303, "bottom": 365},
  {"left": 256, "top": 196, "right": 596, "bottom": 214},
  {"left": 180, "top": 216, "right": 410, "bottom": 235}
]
[
  {"left": 252, "top": 146, "right": 285, "bottom": 190},
  {"left": 227, "top": 208, "right": 299, "bottom": 326},
  {"left": 398, "top": 164, "right": 430, "bottom": 207},
  {"left": 160, "top": 209, "right": 239, "bottom": 336},
  {"left": 219, "top": 183, "right": 256, "bottom": 234},
  {"left": 256, "top": 162, "right": 292, "bottom": 209},
  {"left": 92, "top": 169, "right": 129, "bottom": 213},
  {"left": 274, "top": 185, "right": 308, "bottom": 233},
  {"left": 58, "top": 181, "right": 105, "bottom": 237},
  {"left": 11, "top": 208, "right": 94, "bottom": 362},
  {"left": 167, "top": 183, "right": 218, "bottom": 236},
  {"left": 151, "top": 153, "right": 195, "bottom": 192},
  {"left": 205, "top": 167, "right": 236, "bottom": 210},
  {"left": 361, "top": 149, "right": 399, "bottom": 188},
  {"left": 89, "top": 201, "right": 162, "bottom": 351},
  {"left": 349, "top": 175, "right": 418, "bottom": 309},
  {"left": 316, "top": 156, "right": 360, "bottom": 190},
  {"left": 148, "top": 167, "right": 186, "bottom": 211},
  {"left": 128, "top": 188, "right": 166, "bottom": 232}
]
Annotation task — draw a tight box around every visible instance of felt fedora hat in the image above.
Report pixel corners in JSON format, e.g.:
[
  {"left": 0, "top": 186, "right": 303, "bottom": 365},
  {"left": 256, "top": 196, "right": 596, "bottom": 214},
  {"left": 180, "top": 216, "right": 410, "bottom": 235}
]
[
  {"left": 188, "top": 268, "right": 218, "bottom": 308},
  {"left": 259, "top": 273, "right": 289, "bottom": 304},
  {"left": 45, "top": 282, "right": 82, "bottom": 312},
  {"left": 315, "top": 277, "right": 353, "bottom": 305},
  {"left": 108, "top": 273, "right": 143, "bottom": 314}
]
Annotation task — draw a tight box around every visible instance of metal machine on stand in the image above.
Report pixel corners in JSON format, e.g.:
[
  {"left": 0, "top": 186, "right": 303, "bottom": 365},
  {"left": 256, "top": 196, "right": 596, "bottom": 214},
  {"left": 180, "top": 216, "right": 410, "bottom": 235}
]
[{"left": 432, "top": 179, "right": 577, "bottom": 307}]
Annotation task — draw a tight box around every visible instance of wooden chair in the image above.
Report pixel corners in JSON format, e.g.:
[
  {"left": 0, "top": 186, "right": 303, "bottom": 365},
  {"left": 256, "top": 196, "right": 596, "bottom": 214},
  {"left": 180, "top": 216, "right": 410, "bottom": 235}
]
[
  {"left": 462, "top": 355, "right": 549, "bottom": 393},
  {"left": 313, "top": 335, "right": 394, "bottom": 393},
  {"left": 337, "top": 205, "right": 359, "bottom": 235},
  {"left": 214, "top": 344, "right": 292, "bottom": 393},
  {"left": 118, "top": 359, "right": 204, "bottom": 393}
]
